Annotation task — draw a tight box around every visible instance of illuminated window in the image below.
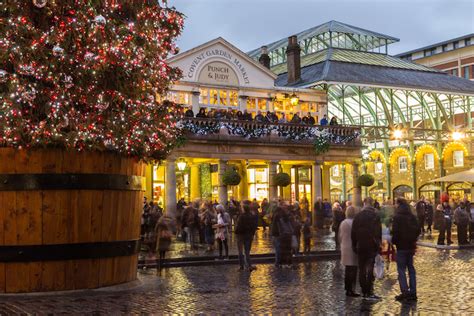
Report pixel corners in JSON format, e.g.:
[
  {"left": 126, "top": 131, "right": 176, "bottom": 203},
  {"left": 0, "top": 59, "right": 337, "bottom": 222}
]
[
  {"left": 219, "top": 90, "right": 228, "bottom": 106},
  {"left": 246, "top": 97, "right": 256, "bottom": 110},
  {"left": 199, "top": 88, "right": 208, "bottom": 104},
  {"left": 453, "top": 150, "right": 464, "bottom": 167},
  {"left": 247, "top": 167, "right": 269, "bottom": 201},
  {"left": 398, "top": 156, "right": 408, "bottom": 172},
  {"left": 229, "top": 90, "right": 238, "bottom": 106},
  {"left": 424, "top": 153, "right": 434, "bottom": 170},
  {"left": 257, "top": 99, "right": 267, "bottom": 111},
  {"left": 375, "top": 162, "right": 383, "bottom": 174},
  {"left": 167, "top": 91, "right": 189, "bottom": 105},
  {"left": 209, "top": 89, "right": 219, "bottom": 105}
]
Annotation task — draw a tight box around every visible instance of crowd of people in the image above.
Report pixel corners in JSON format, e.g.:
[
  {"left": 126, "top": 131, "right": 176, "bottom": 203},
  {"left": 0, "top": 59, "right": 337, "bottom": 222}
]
[
  {"left": 185, "top": 107, "right": 339, "bottom": 126},
  {"left": 141, "top": 193, "right": 474, "bottom": 300}
]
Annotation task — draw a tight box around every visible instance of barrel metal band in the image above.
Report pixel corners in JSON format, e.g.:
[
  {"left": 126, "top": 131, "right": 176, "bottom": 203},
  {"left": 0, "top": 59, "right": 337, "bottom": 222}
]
[
  {"left": 0, "top": 240, "right": 140, "bottom": 262},
  {"left": 0, "top": 174, "right": 145, "bottom": 191}
]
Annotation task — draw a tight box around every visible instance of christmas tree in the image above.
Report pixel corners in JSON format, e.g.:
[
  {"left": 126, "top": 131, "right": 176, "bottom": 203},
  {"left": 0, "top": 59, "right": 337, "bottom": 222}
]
[{"left": 0, "top": 0, "right": 184, "bottom": 160}]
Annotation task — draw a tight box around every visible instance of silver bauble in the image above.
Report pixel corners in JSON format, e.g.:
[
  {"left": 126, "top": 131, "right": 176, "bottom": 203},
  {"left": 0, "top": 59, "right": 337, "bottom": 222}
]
[
  {"left": 52, "top": 45, "right": 64, "bottom": 57},
  {"left": 94, "top": 15, "right": 106, "bottom": 25},
  {"left": 32, "top": 0, "right": 47, "bottom": 8}
]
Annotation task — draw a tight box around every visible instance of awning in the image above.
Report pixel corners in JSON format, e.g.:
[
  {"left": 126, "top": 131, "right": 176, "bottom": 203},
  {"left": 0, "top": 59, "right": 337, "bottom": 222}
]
[{"left": 429, "top": 169, "right": 474, "bottom": 184}]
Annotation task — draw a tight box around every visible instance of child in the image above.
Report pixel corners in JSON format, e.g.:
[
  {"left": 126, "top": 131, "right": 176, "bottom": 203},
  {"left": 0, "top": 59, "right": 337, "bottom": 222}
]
[
  {"left": 303, "top": 217, "right": 312, "bottom": 254},
  {"left": 155, "top": 218, "right": 172, "bottom": 276}
]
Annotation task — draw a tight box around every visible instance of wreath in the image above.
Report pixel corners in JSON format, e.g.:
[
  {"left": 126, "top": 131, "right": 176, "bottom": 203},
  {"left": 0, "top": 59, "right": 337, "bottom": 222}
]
[
  {"left": 274, "top": 172, "right": 291, "bottom": 187},
  {"left": 222, "top": 168, "right": 241, "bottom": 186}
]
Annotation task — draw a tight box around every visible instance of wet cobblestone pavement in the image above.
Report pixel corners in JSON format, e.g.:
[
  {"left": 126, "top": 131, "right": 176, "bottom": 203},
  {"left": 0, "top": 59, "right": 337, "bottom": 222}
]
[{"left": 2, "top": 247, "right": 473, "bottom": 314}]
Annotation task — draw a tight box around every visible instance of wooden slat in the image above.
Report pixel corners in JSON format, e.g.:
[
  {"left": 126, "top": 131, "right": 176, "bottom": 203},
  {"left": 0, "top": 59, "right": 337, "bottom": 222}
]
[
  {"left": 5, "top": 263, "right": 29, "bottom": 293},
  {"left": 41, "top": 261, "right": 66, "bottom": 291},
  {"left": 90, "top": 191, "right": 103, "bottom": 242},
  {"left": 28, "top": 262, "right": 42, "bottom": 292},
  {"left": 76, "top": 190, "right": 93, "bottom": 243},
  {"left": 15, "top": 191, "right": 42, "bottom": 245}
]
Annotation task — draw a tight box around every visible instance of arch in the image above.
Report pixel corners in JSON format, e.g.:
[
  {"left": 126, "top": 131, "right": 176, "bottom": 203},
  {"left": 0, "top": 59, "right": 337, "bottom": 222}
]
[
  {"left": 194, "top": 56, "right": 242, "bottom": 86},
  {"left": 389, "top": 147, "right": 411, "bottom": 165},
  {"left": 393, "top": 185, "right": 413, "bottom": 200},
  {"left": 441, "top": 142, "right": 469, "bottom": 160},
  {"left": 414, "top": 144, "right": 439, "bottom": 161},
  {"left": 368, "top": 149, "right": 386, "bottom": 163}
]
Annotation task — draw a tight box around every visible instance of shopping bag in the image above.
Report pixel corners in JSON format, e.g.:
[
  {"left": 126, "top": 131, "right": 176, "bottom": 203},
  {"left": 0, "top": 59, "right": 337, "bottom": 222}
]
[{"left": 374, "top": 254, "right": 385, "bottom": 279}]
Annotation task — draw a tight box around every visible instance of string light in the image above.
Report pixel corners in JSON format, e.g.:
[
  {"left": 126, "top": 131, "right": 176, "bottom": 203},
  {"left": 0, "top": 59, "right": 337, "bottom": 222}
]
[{"left": 0, "top": 1, "right": 184, "bottom": 160}]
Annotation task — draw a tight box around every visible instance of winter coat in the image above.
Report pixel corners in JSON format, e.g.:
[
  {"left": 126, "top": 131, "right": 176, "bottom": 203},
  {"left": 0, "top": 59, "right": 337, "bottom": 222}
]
[
  {"left": 216, "top": 212, "right": 231, "bottom": 239},
  {"left": 454, "top": 207, "right": 470, "bottom": 226},
  {"left": 235, "top": 212, "right": 257, "bottom": 236},
  {"left": 155, "top": 223, "right": 172, "bottom": 252},
  {"left": 332, "top": 207, "right": 345, "bottom": 232},
  {"left": 339, "top": 219, "right": 358, "bottom": 266},
  {"left": 351, "top": 207, "right": 382, "bottom": 255},
  {"left": 425, "top": 204, "right": 434, "bottom": 225},
  {"left": 391, "top": 204, "right": 420, "bottom": 251},
  {"left": 314, "top": 202, "right": 324, "bottom": 217},
  {"left": 433, "top": 208, "right": 446, "bottom": 231}
]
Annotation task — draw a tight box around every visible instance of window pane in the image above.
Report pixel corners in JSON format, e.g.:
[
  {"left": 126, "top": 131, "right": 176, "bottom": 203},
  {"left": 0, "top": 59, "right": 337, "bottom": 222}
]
[
  {"left": 453, "top": 151, "right": 464, "bottom": 167},
  {"left": 257, "top": 98, "right": 267, "bottom": 111},
  {"left": 199, "top": 88, "right": 208, "bottom": 104},
  {"left": 424, "top": 153, "right": 434, "bottom": 170},
  {"left": 247, "top": 97, "right": 256, "bottom": 110},
  {"left": 229, "top": 90, "right": 238, "bottom": 106},
  {"left": 209, "top": 89, "right": 218, "bottom": 105},
  {"left": 219, "top": 90, "right": 228, "bottom": 106}
]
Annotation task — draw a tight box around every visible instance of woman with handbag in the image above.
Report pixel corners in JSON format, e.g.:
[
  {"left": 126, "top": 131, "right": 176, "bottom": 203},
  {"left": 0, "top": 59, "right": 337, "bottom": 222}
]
[
  {"left": 214, "top": 204, "right": 231, "bottom": 260},
  {"left": 155, "top": 217, "right": 172, "bottom": 276}
]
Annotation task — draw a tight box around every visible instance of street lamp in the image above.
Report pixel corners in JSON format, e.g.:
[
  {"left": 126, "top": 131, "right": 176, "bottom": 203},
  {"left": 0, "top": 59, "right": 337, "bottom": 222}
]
[
  {"left": 451, "top": 131, "right": 464, "bottom": 141},
  {"left": 177, "top": 159, "right": 187, "bottom": 171},
  {"left": 392, "top": 129, "right": 404, "bottom": 140},
  {"left": 289, "top": 92, "right": 299, "bottom": 106}
]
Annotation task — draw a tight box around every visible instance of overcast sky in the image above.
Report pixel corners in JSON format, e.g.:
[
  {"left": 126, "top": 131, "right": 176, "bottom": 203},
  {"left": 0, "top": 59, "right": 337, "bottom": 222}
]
[{"left": 169, "top": 0, "right": 474, "bottom": 55}]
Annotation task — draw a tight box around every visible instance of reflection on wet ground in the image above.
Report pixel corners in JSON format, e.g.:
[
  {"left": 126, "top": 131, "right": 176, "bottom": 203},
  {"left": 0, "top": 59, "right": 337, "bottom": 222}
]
[{"left": 3, "top": 247, "right": 473, "bottom": 314}]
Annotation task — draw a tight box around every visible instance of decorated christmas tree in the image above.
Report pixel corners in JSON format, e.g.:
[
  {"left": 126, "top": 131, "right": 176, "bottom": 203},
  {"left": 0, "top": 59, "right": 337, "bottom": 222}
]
[{"left": 0, "top": 0, "right": 184, "bottom": 160}]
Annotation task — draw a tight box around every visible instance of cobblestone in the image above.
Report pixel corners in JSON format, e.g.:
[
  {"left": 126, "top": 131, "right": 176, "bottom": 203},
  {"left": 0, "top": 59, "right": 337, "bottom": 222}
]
[{"left": 2, "top": 247, "right": 473, "bottom": 314}]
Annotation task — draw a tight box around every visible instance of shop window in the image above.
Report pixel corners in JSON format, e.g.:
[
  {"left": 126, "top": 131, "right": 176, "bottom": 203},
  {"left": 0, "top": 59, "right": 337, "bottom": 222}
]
[
  {"left": 257, "top": 98, "right": 267, "bottom": 111},
  {"left": 453, "top": 150, "right": 464, "bottom": 167},
  {"left": 398, "top": 156, "right": 408, "bottom": 172},
  {"left": 424, "top": 153, "right": 434, "bottom": 170},
  {"left": 199, "top": 88, "right": 238, "bottom": 107},
  {"left": 229, "top": 90, "right": 238, "bottom": 106},
  {"left": 247, "top": 167, "right": 269, "bottom": 201},
  {"left": 374, "top": 162, "right": 383, "bottom": 174},
  {"left": 199, "top": 88, "right": 208, "bottom": 104},
  {"left": 209, "top": 89, "right": 219, "bottom": 105},
  {"left": 246, "top": 98, "right": 256, "bottom": 111}
]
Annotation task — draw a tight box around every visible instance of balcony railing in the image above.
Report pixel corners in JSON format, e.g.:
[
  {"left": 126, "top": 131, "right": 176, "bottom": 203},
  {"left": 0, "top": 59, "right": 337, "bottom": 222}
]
[{"left": 179, "top": 117, "right": 361, "bottom": 146}]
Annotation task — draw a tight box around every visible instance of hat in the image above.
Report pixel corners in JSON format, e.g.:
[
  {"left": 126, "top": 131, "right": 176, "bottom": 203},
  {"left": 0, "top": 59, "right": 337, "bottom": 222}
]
[{"left": 216, "top": 204, "right": 225, "bottom": 212}]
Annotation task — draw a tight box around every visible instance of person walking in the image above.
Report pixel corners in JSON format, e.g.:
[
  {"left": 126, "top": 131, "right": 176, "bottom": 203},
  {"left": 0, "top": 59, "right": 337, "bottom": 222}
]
[
  {"left": 235, "top": 203, "right": 258, "bottom": 271},
  {"left": 392, "top": 198, "right": 420, "bottom": 302},
  {"left": 415, "top": 198, "right": 426, "bottom": 234},
  {"left": 183, "top": 201, "right": 199, "bottom": 250},
  {"left": 442, "top": 201, "right": 453, "bottom": 245},
  {"left": 434, "top": 204, "right": 447, "bottom": 245},
  {"left": 351, "top": 203, "right": 382, "bottom": 301},
  {"left": 278, "top": 208, "right": 294, "bottom": 267},
  {"left": 303, "top": 217, "right": 312, "bottom": 254},
  {"left": 314, "top": 197, "right": 325, "bottom": 230},
  {"left": 271, "top": 206, "right": 284, "bottom": 267},
  {"left": 339, "top": 206, "right": 360, "bottom": 297},
  {"left": 215, "top": 204, "right": 231, "bottom": 259},
  {"left": 155, "top": 217, "right": 172, "bottom": 276},
  {"left": 202, "top": 202, "right": 217, "bottom": 252},
  {"left": 332, "top": 202, "right": 345, "bottom": 249},
  {"left": 425, "top": 200, "right": 434, "bottom": 235},
  {"left": 454, "top": 202, "right": 470, "bottom": 245},
  {"left": 291, "top": 213, "right": 302, "bottom": 255}
]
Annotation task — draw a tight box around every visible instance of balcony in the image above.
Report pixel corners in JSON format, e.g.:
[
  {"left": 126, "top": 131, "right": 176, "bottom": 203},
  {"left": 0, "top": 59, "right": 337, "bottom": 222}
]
[{"left": 180, "top": 117, "right": 362, "bottom": 147}]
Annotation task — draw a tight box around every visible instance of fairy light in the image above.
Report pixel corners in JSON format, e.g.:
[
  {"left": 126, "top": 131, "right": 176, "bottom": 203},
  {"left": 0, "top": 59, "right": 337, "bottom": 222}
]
[{"left": 0, "top": 1, "right": 184, "bottom": 160}]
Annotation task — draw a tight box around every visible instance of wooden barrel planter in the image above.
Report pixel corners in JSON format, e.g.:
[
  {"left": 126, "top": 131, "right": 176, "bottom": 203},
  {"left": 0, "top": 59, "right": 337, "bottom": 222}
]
[{"left": 0, "top": 148, "right": 145, "bottom": 293}]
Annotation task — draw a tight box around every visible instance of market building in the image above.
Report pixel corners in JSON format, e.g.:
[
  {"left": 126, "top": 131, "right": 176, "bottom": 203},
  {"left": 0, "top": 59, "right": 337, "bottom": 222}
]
[{"left": 148, "top": 21, "right": 474, "bottom": 215}]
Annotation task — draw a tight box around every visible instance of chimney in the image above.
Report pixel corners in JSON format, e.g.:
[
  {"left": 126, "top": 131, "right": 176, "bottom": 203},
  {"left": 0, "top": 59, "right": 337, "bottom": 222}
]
[
  {"left": 258, "top": 46, "right": 271, "bottom": 69},
  {"left": 286, "top": 35, "right": 301, "bottom": 85}
]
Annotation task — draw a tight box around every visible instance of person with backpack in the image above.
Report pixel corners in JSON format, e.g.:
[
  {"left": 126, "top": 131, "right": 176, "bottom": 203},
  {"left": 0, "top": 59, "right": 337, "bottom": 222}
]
[
  {"left": 351, "top": 202, "right": 382, "bottom": 301},
  {"left": 454, "top": 202, "right": 470, "bottom": 245},
  {"left": 392, "top": 198, "right": 420, "bottom": 302}
]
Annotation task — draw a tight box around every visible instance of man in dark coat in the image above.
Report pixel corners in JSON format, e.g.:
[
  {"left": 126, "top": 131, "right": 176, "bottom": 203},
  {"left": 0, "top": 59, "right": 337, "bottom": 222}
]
[
  {"left": 415, "top": 198, "right": 427, "bottom": 234},
  {"left": 313, "top": 197, "right": 325, "bottom": 229},
  {"left": 235, "top": 203, "right": 258, "bottom": 271},
  {"left": 392, "top": 198, "right": 420, "bottom": 302},
  {"left": 351, "top": 205, "right": 382, "bottom": 301}
]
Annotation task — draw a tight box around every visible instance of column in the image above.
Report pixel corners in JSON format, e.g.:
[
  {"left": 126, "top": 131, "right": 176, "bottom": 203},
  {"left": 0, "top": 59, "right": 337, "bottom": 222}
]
[
  {"left": 189, "top": 162, "right": 200, "bottom": 201},
  {"left": 239, "top": 161, "right": 249, "bottom": 201},
  {"left": 268, "top": 160, "right": 278, "bottom": 202},
  {"left": 191, "top": 90, "right": 200, "bottom": 115},
  {"left": 165, "top": 158, "right": 177, "bottom": 218},
  {"left": 341, "top": 164, "right": 347, "bottom": 201},
  {"left": 321, "top": 165, "right": 331, "bottom": 200},
  {"left": 362, "top": 164, "right": 368, "bottom": 198},
  {"left": 411, "top": 161, "right": 417, "bottom": 200},
  {"left": 352, "top": 163, "right": 362, "bottom": 207},
  {"left": 386, "top": 163, "right": 392, "bottom": 200},
  {"left": 218, "top": 160, "right": 228, "bottom": 206}
]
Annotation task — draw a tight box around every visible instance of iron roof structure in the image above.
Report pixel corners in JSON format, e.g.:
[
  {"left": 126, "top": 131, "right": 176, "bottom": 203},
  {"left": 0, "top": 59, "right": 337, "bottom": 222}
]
[
  {"left": 247, "top": 20, "right": 399, "bottom": 58},
  {"left": 395, "top": 33, "right": 474, "bottom": 58}
]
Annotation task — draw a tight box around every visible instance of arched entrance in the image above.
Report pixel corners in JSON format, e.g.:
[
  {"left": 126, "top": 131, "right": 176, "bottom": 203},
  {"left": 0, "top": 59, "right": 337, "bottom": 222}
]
[
  {"left": 330, "top": 188, "right": 342, "bottom": 203},
  {"left": 393, "top": 185, "right": 413, "bottom": 200},
  {"left": 419, "top": 183, "right": 441, "bottom": 203}
]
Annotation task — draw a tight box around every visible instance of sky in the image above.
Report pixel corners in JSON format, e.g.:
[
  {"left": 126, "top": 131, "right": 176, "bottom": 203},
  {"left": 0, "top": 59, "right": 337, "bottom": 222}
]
[{"left": 168, "top": 0, "right": 474, "bottom": 56}]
